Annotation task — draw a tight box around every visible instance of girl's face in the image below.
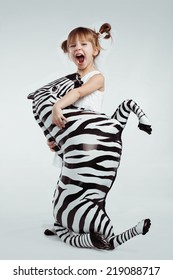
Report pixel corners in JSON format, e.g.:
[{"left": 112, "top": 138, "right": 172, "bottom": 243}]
[{"left": 68, "top": 35, "right": 98, "bottom": 71}]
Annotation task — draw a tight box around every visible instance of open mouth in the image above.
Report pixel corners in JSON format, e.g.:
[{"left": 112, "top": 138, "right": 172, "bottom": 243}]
[{"left": 76, "top": 54, "right": 85, "bottom": 64}]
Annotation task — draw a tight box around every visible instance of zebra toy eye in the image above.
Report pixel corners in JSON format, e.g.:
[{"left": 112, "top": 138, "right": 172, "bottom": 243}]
[{"left": 51, "top": 85, "right": 60, "bottom": 93}]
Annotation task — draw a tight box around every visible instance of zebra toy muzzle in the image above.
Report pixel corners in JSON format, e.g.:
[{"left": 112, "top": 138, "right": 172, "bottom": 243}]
[{"left": 27, "top": 73, "right": 152, "bottom": 250}]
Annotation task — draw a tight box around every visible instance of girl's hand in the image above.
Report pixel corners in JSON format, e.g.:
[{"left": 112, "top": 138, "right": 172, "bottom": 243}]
[
  {"left": 47, "top": 140, "right": 56, "bottom": 151},
  {"left": 52, "top": 104, "right": 67, "bottom": 129}
]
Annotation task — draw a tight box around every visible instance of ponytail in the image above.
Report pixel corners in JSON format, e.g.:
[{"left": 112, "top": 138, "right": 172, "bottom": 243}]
[
  {"left": 98, "top": 23, "right": 112, "bottom": 39},
  {"left": 61, "top": 40, "right": 68, "bottom": 53}
]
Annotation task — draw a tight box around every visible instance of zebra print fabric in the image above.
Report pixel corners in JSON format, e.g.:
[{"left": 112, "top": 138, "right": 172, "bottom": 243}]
[{"left": 28, "top": 73, "right": 152, "bottom": 250}]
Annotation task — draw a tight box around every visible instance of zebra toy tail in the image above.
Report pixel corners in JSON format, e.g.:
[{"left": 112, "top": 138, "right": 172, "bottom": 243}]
[{"left": 111, "top": 99, "right": 152, "bottom": 134}]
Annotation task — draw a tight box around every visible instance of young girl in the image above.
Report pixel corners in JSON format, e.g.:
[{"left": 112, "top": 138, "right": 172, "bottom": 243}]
[{"left": 48, "top": 23, "right": 111, "bottom": 151}]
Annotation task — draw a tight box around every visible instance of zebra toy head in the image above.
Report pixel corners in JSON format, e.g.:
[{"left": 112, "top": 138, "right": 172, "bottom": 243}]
[
  {"left": 27, "top": 73, "right": 83, "bottom": 101},
  {"left": 28, "top": 73, "right": 152, "bottom": 250}
]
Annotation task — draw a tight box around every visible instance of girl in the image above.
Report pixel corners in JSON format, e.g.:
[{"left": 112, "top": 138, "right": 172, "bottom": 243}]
[{"left": 48, "top": 23, "right": 112, "bottom": 151}]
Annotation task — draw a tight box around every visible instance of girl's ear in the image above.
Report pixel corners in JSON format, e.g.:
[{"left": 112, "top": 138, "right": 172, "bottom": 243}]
[{"left": 93, "top": 48, "right": 99, "bottom": 57}]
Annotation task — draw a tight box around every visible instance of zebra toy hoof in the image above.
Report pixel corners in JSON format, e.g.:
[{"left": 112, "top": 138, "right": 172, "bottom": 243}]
[
  {"left": 138, "top": 123, "right": 152, "bottom": 134},
  {"left": 136, "top": 219, "right": 151, "bottom": 235},
  {"left": 44, "top": 229, "right": 56, "bottom": 236},
  {"left": 142, "top": 219, "right": 151, "bottom": 235}
]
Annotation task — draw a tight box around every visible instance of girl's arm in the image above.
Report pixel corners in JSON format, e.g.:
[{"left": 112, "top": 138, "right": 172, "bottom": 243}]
[{"left": 52, "top": 74, "right": 104, "bottom": 128}]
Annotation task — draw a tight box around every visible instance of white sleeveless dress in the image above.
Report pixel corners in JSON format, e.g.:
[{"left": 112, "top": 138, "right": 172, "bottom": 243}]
[{"left": 74, "top": 70, "right": 104, "bottom": 112}]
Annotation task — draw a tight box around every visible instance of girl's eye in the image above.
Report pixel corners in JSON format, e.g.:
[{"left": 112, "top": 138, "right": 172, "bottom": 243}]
[{"left": 69, "top": 44, "right": 76, "bottom": 48}]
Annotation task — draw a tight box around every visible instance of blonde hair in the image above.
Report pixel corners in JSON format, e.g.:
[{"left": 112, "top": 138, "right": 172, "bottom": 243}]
[{"left": 61, "top": 23, "right": 112, "bottom": 57}]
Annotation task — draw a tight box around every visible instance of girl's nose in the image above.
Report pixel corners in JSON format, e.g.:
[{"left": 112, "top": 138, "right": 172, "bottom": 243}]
[{"left": 75, "top": 42, "right": 82, "bottom": 50}]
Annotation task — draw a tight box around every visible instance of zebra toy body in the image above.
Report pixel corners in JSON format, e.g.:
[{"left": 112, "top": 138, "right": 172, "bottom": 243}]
[{"left": 28, "top": 73, "right": 152, "bottom": 250}]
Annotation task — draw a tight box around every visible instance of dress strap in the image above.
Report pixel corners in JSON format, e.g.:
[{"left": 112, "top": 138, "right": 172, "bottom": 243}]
[{"left": 81, "top": 70, "right": 101, "bottom": 83}]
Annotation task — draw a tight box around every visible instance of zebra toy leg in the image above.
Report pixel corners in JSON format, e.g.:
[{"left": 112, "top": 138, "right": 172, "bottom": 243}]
[
  {"left": 53, "top": 223, "right": 112, "bottom": 250},
  {"left": 111, "top": 99, "right": 152, "bottom": 134},
  {"left": 44, "top": 225, "right": 112, "bottom": 250},
  {"left": 50, "top": 178, "right": 117, "bottom": 250},
  {"left": 109, "top": 219, "right": 151, "bottom": 249}
]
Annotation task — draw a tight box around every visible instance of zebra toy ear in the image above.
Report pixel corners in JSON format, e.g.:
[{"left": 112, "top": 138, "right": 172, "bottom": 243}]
[
  {"left": 65, "top": 73, "right": 83, "bottom": 88},
  {"left": 27, "top": 92, "right": 35, "bottom": 100}
]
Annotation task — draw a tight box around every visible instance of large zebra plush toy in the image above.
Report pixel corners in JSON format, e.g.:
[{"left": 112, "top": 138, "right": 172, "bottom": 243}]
[{"left": 28, "top": 73, "right": 152, "bottom": 250}]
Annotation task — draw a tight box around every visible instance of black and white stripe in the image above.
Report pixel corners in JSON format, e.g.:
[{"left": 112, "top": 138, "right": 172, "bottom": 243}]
[{"left": 28, "top": 73, "right": 151, "bottom": 250}]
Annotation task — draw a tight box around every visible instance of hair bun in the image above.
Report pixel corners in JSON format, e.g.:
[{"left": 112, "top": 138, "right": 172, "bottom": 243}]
[{"left": 99, "top": 23, "right": 111, "bottom": 39}]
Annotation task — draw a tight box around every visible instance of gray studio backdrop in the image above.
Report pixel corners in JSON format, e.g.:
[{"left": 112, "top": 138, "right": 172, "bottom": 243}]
[{"left": 0, "top": 0, "right": 172, "bottom": 259}]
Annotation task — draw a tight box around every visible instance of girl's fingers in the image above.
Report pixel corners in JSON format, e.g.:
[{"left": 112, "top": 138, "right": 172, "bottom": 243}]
[
  {"left": 47, "top": 140, "right": 56, "bottom": 151},
  {"left": 62, "top": 115, "right": 68, "bottom": 122},
  {"left": 47, "top": 140, "right": 55, "bottom": 147},
  {"left": 52, "top": 116, "right": 67, "bottom": 129}
]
